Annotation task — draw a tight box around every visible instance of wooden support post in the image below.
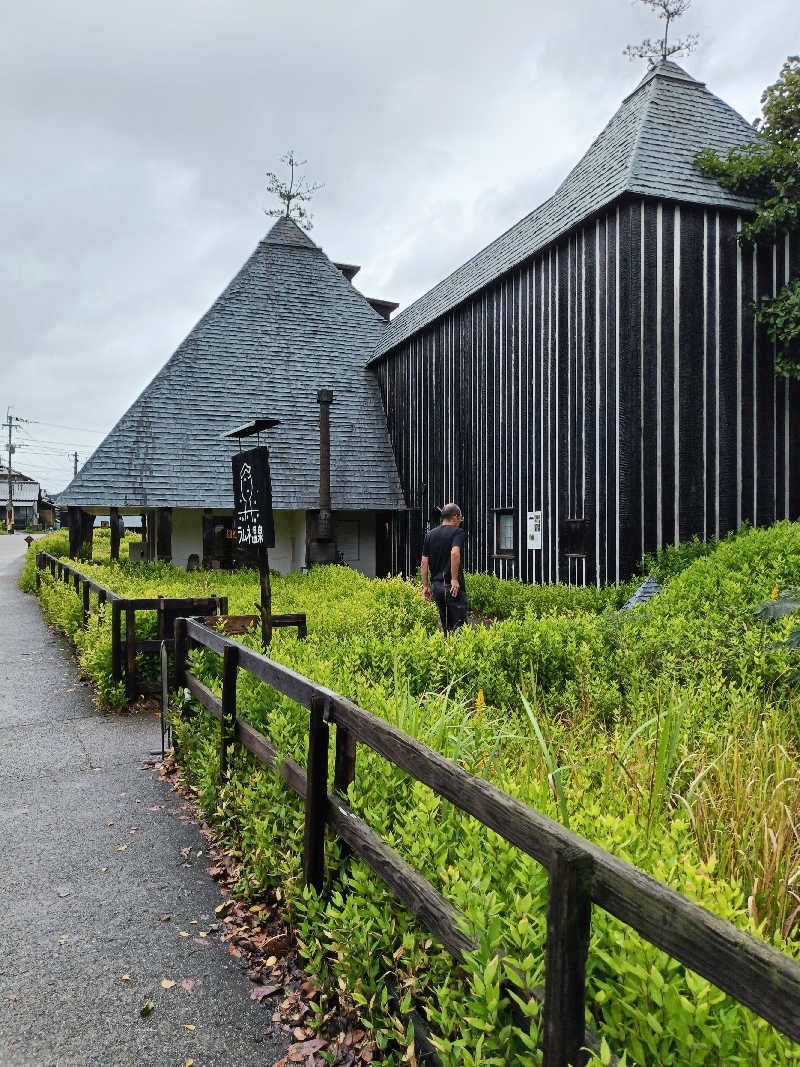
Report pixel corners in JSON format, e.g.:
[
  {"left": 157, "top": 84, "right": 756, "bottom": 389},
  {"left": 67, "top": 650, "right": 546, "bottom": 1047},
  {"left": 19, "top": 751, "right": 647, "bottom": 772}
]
[
  {"left": 110, "top": 507, "right": 121, "bottom": 561},
  {"left": 111, "top": 600, "right": 122, "bottom": 683},
  {"left": 218, "top": 596, "right": 228, "bottom": 617},
  {"left": 157, "top": 507, "right": 172, "bottom": 562},
  {"left": 202, "top": 509, "right": 214, "bottom": 569},
  {"left": 98, "top": 589, "right": 106, "bottom": 608},
  {"left": 49, "top": 557, "right": 55, "bottom": 577},
  {"left": 157, "top": 596, "right": 166, "bottom": 642},
  {"left": 303, "top": 694, "right": 329, "bottom": 892},
  {"left": 173, "top": 617, "right": 187, "bottom": 689},
  {"left": 125, "top": 606, "right": 136, "bottom": 704},
  {"left": 63, "top": 564, "right": 69, "bottom": 584},
  {"left": 68, "top": 507, "right": 80, "bottom": 559},
  {"left": 334, "top": 726, "right": 356, "bottom": 796},
  {"left": 148, "top": 510, "right": 157, "bottom": 561},
  {"left": 81, "top": 580, "right": 90, "bottom": 628},
  {"left": 219, "top": 644, "right": 239, "bottom": 784},
  {"left": 73, "top": 572, "right": 80, "bottom": 595},
  {"left": 542, "top": 846, "right": 593, "bottom": 1067}
]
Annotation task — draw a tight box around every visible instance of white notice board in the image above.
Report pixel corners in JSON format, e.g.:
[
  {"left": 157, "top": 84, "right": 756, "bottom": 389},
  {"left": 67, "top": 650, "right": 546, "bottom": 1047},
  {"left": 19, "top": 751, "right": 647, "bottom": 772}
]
[{"left": 527, "top": 511, "right": 542, "bottom": 550}]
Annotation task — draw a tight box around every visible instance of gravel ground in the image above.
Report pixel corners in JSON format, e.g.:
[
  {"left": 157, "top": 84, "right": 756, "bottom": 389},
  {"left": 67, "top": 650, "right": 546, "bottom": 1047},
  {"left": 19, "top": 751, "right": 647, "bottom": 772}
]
[{"left": 0, "top": 536, "right": 290, "bottom": 1066}]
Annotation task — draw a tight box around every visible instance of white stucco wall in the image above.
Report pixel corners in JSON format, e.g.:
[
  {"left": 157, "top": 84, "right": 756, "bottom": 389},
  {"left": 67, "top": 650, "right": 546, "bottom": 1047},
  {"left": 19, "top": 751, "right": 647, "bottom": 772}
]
[
  {"left": 334, "top": 511, "right": 376, "bottom": 578},
  {"left": 171, "top": 509, "right": 201, "bottom": 568}
]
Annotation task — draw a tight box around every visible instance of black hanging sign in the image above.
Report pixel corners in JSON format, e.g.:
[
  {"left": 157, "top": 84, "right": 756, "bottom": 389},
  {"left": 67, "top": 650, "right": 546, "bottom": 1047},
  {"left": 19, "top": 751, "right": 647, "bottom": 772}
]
[{"left": 232, "top": 446, "right": 275, "bottom": 556}]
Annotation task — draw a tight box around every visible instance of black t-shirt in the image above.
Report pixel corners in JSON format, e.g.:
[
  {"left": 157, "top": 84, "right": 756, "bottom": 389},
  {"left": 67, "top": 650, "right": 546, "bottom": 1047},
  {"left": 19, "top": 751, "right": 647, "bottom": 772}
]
[{"left": 422, "top": 524, "right": 465, "bottom": 583}]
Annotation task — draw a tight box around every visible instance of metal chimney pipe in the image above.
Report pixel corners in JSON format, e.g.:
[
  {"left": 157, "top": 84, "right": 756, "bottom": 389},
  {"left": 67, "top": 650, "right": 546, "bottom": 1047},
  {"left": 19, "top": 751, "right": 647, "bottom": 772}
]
[{"left": 316, "top": 388, "right": 334, "bottom": 540}]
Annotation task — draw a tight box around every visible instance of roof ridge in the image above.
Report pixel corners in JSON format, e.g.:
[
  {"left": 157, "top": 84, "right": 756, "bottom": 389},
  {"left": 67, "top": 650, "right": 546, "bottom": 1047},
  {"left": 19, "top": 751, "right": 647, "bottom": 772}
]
[{"left": 623, "top": 72, "right": 659, "bottom": 194}]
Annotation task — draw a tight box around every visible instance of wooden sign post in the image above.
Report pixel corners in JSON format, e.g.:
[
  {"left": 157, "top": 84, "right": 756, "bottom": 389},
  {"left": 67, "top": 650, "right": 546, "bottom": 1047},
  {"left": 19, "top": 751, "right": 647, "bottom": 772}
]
[{"left": 232, "top": 444, "right": 276, "bottom": 649}]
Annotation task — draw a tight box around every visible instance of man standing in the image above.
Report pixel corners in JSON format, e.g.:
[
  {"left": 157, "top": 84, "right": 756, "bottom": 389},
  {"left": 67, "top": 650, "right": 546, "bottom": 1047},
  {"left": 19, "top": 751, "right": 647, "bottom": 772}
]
[{"left": 421, "top": 503, "right": 468, "bottom": 633}]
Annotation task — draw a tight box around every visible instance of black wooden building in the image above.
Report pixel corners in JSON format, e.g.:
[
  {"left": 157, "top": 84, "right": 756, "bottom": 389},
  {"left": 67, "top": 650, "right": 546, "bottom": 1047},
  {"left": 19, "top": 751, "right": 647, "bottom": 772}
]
[{"left": 368, "top": 60, "right": 800, "bottom": 585}]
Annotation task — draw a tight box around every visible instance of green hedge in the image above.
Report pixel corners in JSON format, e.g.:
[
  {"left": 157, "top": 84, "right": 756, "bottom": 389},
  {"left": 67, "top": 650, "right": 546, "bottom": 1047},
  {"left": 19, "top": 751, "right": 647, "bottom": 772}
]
[{"left": 23, "top": 524, "right": 800, "bottom": 1064}]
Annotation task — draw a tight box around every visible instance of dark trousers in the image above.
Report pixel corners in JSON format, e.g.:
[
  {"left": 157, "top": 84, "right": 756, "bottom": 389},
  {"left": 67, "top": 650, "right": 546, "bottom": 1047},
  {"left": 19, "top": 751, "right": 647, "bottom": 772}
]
[{"left": 432, "top": 579, "right": 468, "bottom": 633}]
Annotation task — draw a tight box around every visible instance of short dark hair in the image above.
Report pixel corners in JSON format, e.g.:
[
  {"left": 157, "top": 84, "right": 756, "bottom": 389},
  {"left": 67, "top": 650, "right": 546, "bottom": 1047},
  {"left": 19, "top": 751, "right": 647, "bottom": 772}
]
[{"left": 441, "top": 502, "right": 462, "bottom": 521}]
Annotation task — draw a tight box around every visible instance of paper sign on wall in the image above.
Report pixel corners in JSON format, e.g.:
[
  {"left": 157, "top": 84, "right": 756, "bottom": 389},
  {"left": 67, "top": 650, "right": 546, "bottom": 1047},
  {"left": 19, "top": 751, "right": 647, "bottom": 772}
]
[{"left": 527, "top": 510, "right": 542, "bottom": 550}]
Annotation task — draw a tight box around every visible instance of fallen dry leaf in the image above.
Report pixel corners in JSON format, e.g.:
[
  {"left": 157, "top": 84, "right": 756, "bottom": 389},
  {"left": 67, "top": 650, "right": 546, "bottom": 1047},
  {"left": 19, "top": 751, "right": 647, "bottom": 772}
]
[
  {"left": 184, "top": 1024, "right": 195, "bottom": 1031},
  {"left": 121, "top": 974, "right": 131, "bottom": 982},
  {"left": 193, "top": 937, "right": 210, "bottom": 948},
  {"left": 117, "top": 845, "right": 128, "bottom": 852},
  {"left": 250, "top": 983, "right": 282, "bottom": 1002},
  {"left": 159, "top": 914, "right": 171, "bottom": 922},
  {"left": 160, "top": 978, "right": 175, "bottom": 989},
  {"left": 181, "top": 978, "right": 196, "bottom": 992},
  {"left": 140, "top": 999, "right": 154, "bottom": 1017},
  {"left": 287, "top": 1038, "right": 327, "bottom": 1061},
  {"left": 100, "top": 867, "right": 108, "bottom": 873},
  {"left": 189, "top": 919, "right": 198, "bottom": 925},
  {"left": 107, "top": 821, "right": 115, "bottom": 827},
  {"left": 179, "top": 931, "right": 190, "bottom": 937}
]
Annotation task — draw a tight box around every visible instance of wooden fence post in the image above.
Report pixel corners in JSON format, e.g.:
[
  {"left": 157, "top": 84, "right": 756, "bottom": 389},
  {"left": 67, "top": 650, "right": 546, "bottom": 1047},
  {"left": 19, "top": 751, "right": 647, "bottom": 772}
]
[
  {"left": 111, "top": 601, "right": 122, "bottom": 683},
  {"left": 73, "top": 572, "right": 80, "bottom": 595},
  {"left": 542, "top": 846, "right": 593, "bottom": 1067},
  {"left": 219, "top": 643, "right": 239, "bottom": 784},
  {"left": 334, "top": 726, "right": 356, "bottom": 796},
  {"left": 174, "top": 617, "right": 187, "bottom": 689},
  {"left": 49, "top": 557, "right": 55, "bottom": 577},
  {"left": 125, "top": 606, "right": 136, "bottom": 704},
  {"left": 98, "top": 589, "right": 106, "bottom": 608},
  {"left": 303, "top": 694, "right": 330, "bottom": 892},
  {"left": 81, "top": 580, "right": 90, "bottom": 628}
]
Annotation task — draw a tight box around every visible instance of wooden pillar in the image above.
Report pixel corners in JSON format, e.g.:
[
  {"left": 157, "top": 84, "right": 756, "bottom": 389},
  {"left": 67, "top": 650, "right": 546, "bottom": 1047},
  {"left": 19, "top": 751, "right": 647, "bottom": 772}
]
[
  {"left": 110, "top": 508, "right": 121, "bottom": 561},
  {"left": 156, "top": 507, "right": 172, "bottom": 562},
  {"left": 147, "top": 510, "right": 157, "bottom": 560},
  {"left": 68, "top": 507, "right": 81, "bottom": 559},
  {"left": 202, "top": 509, "right": 214, "bottom": 569},
  {"left": 80, "top": 510, "right": 94, "bottom": 560}
]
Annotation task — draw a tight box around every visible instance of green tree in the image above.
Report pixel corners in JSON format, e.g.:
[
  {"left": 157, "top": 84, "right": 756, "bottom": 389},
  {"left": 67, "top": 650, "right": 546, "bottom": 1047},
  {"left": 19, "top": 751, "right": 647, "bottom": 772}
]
[
  {"left": 696, "top": 56, "right": 800, "bottom": 380},
  {"left": 265, "top": 150, "right": 323, "bottom": 231}
]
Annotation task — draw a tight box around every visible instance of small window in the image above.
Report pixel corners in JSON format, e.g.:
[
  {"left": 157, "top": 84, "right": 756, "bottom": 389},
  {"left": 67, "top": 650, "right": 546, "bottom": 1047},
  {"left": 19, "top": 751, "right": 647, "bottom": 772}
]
[{"left": 495, "top": 510, "right": 515, "bottom": 557}]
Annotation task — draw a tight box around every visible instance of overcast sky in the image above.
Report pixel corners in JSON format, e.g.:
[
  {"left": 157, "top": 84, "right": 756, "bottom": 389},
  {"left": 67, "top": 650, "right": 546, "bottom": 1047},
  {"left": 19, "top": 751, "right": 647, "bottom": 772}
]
[{"left": 1, "top": 0, "right": 795, "bottom": 493}]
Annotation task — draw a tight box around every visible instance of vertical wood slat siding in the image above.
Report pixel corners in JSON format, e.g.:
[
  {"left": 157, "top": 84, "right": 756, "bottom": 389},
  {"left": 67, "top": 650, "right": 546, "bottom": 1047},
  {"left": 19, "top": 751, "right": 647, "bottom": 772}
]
[{"left": 374, "top": 199, "right": 799, "bottom": 585}]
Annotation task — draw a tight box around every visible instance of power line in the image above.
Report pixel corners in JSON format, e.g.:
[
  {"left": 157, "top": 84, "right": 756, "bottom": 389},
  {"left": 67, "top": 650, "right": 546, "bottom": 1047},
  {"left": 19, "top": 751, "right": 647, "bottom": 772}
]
[{"left": 25, "top": 419, "right": 106, "bottom": 435}]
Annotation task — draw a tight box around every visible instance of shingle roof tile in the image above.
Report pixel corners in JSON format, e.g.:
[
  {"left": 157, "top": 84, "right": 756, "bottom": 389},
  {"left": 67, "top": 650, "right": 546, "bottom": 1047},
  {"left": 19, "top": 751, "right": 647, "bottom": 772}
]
[
  {"left": 58, "top": 220, "right": 406, "bottom": 512},
  {"left": 370, "top": 61, "right": 756, "bottom": 362}
]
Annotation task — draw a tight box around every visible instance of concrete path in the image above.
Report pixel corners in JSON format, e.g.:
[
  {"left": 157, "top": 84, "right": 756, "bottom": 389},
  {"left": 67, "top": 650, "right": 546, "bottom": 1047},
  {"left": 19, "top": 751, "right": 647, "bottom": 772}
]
[{"left": 0, "top": 536, "right": 289, "bottom": 1066}]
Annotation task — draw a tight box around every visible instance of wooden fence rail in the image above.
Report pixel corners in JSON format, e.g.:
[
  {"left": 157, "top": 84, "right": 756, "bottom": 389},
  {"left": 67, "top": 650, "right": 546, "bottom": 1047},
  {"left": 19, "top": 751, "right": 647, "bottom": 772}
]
[{"left": 175, "top": 614, "right": 800, "bottom": 1067}]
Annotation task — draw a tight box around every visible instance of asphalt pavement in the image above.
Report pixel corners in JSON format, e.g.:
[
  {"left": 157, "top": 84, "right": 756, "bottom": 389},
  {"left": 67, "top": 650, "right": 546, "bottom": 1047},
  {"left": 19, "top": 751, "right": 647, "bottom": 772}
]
[{"left": 0, "top": 535, "right": 289, "bottom": 1066}]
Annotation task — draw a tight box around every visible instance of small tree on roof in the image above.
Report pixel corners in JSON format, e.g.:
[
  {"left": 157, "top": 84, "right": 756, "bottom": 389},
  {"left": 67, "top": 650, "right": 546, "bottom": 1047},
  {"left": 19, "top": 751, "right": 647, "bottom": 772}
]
[
  {"left": 265, "top": 150, "right": 324, "bottom": 231},
  {"left": 624, "top": 0, "right": 699, "bottom": 64}
]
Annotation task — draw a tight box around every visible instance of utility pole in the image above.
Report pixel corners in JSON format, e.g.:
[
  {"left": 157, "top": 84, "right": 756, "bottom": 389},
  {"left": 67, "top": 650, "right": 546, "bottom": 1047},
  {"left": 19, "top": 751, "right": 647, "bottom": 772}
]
[
  {"left": 4, "top": 411, "right": 29, "bottom": 533},
  {"left": 73, "top": 451, "right": 78, "bottom": 477},
  {"left": 5, "top": 412, "right": 11, "bottom": 534}
]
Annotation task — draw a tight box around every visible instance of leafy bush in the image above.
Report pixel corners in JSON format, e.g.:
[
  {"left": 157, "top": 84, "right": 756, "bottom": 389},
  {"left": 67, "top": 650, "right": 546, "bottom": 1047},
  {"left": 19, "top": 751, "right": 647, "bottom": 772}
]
[{"left": 22, "top": 523, "right": 800, "bottom": 1064}]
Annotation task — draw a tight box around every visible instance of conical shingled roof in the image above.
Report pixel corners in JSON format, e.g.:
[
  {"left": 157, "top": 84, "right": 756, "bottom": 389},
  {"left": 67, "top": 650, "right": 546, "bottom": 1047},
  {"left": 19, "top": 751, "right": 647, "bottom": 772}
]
[
  {"left": 57, "top": 218, "right": 406, "bottom": 511},
  {"left": 370, "top": 60, "right": 757, "bottom": 361}
]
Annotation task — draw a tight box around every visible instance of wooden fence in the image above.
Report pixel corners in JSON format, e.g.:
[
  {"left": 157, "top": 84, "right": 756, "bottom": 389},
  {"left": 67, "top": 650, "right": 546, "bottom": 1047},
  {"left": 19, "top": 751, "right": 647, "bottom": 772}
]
[
  {"left": 174, "top": 615, "right": 800, "bottom": 1066},
  {"left": 33, "top": 551, "right": 800, "bottom": 1063},
  {"left": 36, "top": 551, "right": 226, "bottom": 701},
  {"left": 35, "top": 552, "right": 307, "bottom": 702}
]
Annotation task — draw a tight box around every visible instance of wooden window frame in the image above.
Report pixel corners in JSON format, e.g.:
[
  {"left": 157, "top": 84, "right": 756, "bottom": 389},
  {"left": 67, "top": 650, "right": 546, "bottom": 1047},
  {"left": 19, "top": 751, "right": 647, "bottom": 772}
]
[{"left": 493, "top": 508, "right": 516, "bottom": 559}]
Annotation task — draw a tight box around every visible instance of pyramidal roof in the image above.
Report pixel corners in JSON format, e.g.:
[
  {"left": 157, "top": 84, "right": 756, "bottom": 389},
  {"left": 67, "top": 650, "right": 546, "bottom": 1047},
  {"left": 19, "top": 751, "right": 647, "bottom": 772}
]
[
  {"left": 58, "top": 217, "right": 405, "bottom": 511},
  {"left": 371, "top": 60, "right": 757, "bottom": 361}
]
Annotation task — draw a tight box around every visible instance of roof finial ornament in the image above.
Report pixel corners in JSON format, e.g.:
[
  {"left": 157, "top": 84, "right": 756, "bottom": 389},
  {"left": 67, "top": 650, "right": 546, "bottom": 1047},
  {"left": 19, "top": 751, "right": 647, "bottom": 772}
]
[
  {"left": 265, "top": 150, "right": 324, "bottom": 232},
  {"left": 623, "top": 0, "right": 699, "bottom": 66}
]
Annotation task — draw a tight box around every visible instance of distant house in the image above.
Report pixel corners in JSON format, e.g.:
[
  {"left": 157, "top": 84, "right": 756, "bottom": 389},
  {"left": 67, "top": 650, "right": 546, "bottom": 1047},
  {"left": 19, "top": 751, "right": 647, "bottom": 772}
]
[
  {"left": 1, "top": 466, "right": 41, "bottom": 529},
  {"left": 59, "top": 60, "right": 799, "bottom": 583},
  {"left": 56, "top": 217, "right": 405, "bottom": 575}
]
